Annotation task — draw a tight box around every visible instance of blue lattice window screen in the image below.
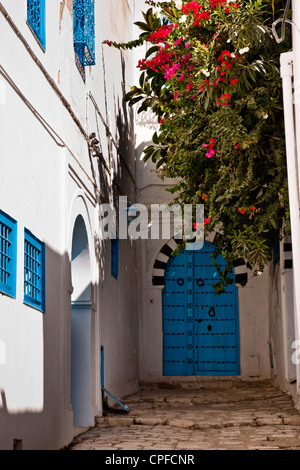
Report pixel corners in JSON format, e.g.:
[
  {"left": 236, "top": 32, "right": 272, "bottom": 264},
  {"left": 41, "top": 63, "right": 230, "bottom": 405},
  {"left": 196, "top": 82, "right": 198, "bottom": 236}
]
[
  {"left": 27, "top": 0, "right": 46, "bottom": 50},
  {"left": 73, "top": 0, "right": 95, "bottom": 66},
  {"left": 24, "top": 229, "right": 45, "bottom": 312},
  {"left": 111, "top": 238, "right": 119, "bottom": 280},
  {"left": 0, "top": 211, "right": 17, "bottom": 298}
]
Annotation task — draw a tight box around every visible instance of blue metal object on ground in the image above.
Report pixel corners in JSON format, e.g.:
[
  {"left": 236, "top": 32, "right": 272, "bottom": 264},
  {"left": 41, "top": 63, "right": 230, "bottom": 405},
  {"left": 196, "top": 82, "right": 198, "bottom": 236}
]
[
  {"left": 102, "top": 387, "right": 130, "bottom": 413},
  {"left": 163, "top": 242, "right": 240, "bottom": 376},
  {"left": 101, "top": 346, "right": 130, "bottom": 412}
]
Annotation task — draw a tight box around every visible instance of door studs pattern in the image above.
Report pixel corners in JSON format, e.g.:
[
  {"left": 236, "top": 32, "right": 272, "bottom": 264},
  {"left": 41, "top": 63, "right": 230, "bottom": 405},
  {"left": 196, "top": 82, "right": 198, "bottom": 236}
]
[{"left": 162, "top": 242, "right": 240, "bottom": 376}]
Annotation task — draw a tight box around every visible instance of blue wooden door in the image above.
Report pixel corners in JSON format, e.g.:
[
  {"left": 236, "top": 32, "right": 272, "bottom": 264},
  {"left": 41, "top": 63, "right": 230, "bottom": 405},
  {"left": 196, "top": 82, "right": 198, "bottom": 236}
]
[{"left": 162, "top": 242, "right": 240, "bottom": 376}]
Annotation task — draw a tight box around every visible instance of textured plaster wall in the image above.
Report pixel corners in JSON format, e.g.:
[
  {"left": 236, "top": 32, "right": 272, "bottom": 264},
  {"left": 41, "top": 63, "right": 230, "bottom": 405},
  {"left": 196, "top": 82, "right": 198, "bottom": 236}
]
[{"left": 0, "top": 0, "right": 139, "bottom": 449}]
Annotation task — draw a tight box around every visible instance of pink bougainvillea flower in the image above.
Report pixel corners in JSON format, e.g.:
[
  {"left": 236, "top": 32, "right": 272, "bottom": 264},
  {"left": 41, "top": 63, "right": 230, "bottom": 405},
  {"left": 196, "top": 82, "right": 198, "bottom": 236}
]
[
  {"left": 234, "top": 143, "right": 240, "bottom": 149},
  {"left": 137, "top": 45, "right": 173, "bottom": 72},
  {"left": 187, "top": 82, "right": 194, "bottom": 91},
  {"left": 238, "top": 208, "right": 246, "bottom": 214},
  {"left": 193, "top": 222, "right": 199, "bottom": 229},
  {"left": 148, "top": 24, "right": 174, "bottom": 44},
  {"left": 205, "top": 149, "right": 215, "bottom": 158},
  {"left": 189, "top": 9, "right": 210, "bottom": 26},
  {"left": 217, "top": 93, "right": 231, "bottom": 106},
  {"left": 164, "top": 63, "right": 181, "bottom": 80},
  {"left": 218, "top": 50, "right": 232, "bottom": 61},
  {"left": 249, "top": 206, "right": 255, "bottom": 211},
  {"left": 203, "top": 139, "right": 215, "bottom": 152},
  {"left": 209, "top": 0, "right": 227, "bottom": 8},
  {"left": 182, "top": 1, "right": 202, "bottom": 15},
  {"left": 178, "top": 73, "right": 185, "bottom": 81},
  {"left": 199, "top": 80, "right": 210, "bottom": 92},
  {"left": 204, "top": 218, "right": 210, "bottom": 224}
]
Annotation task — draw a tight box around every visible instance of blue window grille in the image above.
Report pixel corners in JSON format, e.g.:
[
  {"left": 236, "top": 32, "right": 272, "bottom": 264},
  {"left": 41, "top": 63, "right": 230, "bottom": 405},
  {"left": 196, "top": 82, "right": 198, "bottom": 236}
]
[
  {"left": 27, "top": 0, "right": 46, "bottom": 50},
  {"left": 0, "top": 210, "right": 17, "bottom": 298},
  {"left": 24, "top": 229, "right": 45, "bottom": 312},
  {"left": 111, "top": 238, "right": 119, "bottom": 280},
  {"left": 73, "top": 0, "right": 95, "bottom": 66}
]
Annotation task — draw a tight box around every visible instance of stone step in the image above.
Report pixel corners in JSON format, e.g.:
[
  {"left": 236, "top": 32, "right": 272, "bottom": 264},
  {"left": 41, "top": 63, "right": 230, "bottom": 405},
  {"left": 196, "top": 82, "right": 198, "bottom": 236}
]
[
  {"left": 96, "top": 413, "right": 300, "bottom": 430},
  {"left": 70, "top": 380, "right": 300, "bottom": 450},
  {"left": 138, "top": 379, "right": 273, "bottom": 391}
]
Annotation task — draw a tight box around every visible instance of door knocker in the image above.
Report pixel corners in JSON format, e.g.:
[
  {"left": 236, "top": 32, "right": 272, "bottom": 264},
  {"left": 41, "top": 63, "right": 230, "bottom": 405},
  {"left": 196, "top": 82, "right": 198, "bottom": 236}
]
[{"left": 208, "top": 306, "right": 216, "bottom": 317}]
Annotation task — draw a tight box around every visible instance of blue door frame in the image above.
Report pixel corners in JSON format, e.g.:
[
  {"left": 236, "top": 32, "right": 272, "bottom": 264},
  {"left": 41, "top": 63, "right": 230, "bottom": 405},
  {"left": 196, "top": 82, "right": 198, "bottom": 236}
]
[{"left": 162, "top": 242, "right": 240, "bottom": 376}]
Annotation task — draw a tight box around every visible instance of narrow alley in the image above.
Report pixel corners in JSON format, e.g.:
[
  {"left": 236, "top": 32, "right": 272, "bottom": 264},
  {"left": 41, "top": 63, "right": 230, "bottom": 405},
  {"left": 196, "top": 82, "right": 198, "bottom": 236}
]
[
  {"left": 68, "top": 379, "right": 300, "bottom": 451},
  {"left": 3, "top": 0, "right": 300, "bottom": 452}
]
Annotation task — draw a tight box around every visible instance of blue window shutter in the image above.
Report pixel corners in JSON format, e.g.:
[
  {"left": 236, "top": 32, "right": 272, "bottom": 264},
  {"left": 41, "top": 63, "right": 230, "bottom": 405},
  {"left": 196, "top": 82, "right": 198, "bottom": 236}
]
[
  {"left": 73, "top": 0, "right": 95, "bottom": 66},
  {"left": 24, "top": 229, "right": 45, "bottom": 312},
  {"left": 0, "top": 210, "right": 17, "bottom": 298},
  {"left": 27, "top": 0, "right": 46, "bottom": 50},
  {"left": 111, "top": 238, "right": 119, "bottom": 280}
]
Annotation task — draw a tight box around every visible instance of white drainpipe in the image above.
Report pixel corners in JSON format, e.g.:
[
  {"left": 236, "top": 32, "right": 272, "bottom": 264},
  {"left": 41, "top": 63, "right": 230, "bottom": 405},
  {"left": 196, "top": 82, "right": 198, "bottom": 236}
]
[{"left": 280, "top": 50, "right": 300, "bottom": 396}]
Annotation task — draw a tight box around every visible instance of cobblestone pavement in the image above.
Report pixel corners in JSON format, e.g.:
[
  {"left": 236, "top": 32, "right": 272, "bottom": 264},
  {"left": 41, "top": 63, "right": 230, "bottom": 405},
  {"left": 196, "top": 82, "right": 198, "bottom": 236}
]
[{"left": 68, "top": 379, "right": 300, "bottom": 451}]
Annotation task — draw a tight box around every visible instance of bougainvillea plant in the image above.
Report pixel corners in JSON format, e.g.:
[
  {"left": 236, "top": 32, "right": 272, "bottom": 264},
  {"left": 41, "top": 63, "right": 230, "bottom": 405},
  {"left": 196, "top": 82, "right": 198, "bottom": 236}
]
[{"left": 104, "top": 0, "right": 291, "bottom": 293}]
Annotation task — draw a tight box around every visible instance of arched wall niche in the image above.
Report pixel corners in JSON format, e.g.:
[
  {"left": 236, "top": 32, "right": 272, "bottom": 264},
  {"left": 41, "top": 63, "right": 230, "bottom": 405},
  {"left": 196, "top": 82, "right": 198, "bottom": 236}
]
[{"left": 68, "top": 193, "right": 95, "bottom": 428}]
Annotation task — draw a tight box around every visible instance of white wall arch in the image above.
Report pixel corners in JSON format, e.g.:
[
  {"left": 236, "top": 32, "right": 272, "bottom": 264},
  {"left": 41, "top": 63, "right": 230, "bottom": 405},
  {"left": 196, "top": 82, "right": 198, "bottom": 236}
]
[{"left": 68, "top": 190, "right": 96, "bottom": 293}]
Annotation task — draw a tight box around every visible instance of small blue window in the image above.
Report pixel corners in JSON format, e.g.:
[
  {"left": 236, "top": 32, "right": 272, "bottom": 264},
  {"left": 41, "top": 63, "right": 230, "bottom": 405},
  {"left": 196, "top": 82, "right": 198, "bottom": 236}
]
[
  {"left": 24, "top": 229, "right": 45, "bottom": 312},
  {"left": 73, "top": 0, "right": 95, "bottom": 66},
  {"left": 27, "top": 0, "right": 46, "bottom": 50},
  {"left": 111, "top": 238, "right": 119, "bottom": 280},
  {"left": 0, "top": 210, "right": 17, "bottom": 298}
]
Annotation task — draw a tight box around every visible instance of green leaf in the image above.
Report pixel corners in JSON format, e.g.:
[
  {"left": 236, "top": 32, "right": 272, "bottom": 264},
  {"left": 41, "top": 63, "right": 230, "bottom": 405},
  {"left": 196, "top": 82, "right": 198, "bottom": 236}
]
[
  {"left": 156, "top": 158, "right": 165, "bottom": 168},
  {"left": 151, "top": 148, "right": 161, "bottom": 162},
  {"left": 152, "top": 132, "right": 159, "bottom": 144},
  {"left": 129, "top": 96, "right": 144, "bottom": 106},
  {"left": 145, "top": 45, "right": 159, "bottom": 58},
  {"left": 139, "top": 72, "right": 146, "bottom": 88},
  {"left": 134, "top": 21, "right": 153, "bottom": 32}
]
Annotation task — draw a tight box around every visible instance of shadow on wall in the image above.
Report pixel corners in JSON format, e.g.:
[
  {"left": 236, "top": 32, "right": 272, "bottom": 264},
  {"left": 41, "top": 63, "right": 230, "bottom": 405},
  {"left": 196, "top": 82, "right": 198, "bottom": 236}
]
[
  {"left": 0, "top": 241, "right": 79, "bottom": 449},
  {"left": 93, "top": 48, "right": 136, "bottom": 284},
  {"left": 0, "top": 231, "right": 99, "bottom": 448},
  {"left": 0, "top": 48, "right": 140, "bottom": 451},
  {"left": 115, "top": 52, "right": 135, "bottom": 197},
  {"left": 0, "top": 30, "right": 137, "bottom": 451},
  {"left": 0, "top": 390, "right": 37, "bottom": 450}
]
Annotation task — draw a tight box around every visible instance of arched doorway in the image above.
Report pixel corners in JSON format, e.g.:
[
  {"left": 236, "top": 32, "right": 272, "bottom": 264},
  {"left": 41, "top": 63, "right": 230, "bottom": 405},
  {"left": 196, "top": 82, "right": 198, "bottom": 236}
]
[
  {"left": 70, "top": 215, "right": 93, "bottom": 427},
  {"left": 162, "top": 242, "right": 240, "bottom": 376}
]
